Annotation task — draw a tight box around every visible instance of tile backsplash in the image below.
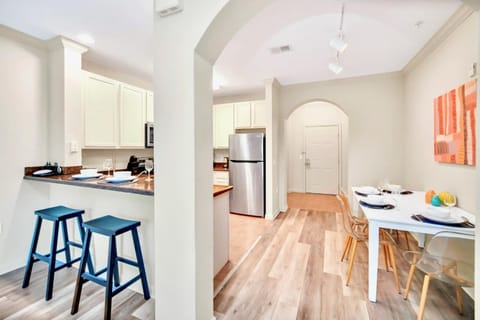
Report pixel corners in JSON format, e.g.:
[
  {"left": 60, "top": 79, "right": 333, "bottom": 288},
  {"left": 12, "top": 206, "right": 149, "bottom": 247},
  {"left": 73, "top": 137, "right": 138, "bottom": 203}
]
[{"left": 82, "top": 149, "right": 154, "bottom": 170}]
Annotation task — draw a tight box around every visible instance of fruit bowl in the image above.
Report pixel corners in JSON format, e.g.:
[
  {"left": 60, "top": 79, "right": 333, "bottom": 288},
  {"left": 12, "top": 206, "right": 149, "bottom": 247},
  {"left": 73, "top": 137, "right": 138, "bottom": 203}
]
[{"left": 426, "top": 205, "right": 451, "bottom": 219}]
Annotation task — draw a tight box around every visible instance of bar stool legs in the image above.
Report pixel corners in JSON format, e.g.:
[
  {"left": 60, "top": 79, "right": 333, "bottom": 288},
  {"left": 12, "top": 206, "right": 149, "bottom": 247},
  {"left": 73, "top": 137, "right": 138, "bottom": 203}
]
[{"left": 22, "top": 216, "right": 42, "bottom": 289}]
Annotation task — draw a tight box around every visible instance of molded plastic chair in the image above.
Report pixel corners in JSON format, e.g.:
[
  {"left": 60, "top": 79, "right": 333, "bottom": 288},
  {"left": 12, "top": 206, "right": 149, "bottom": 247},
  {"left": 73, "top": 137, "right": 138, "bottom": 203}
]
[
  {"left": 337, "top": 193, "right": 400, "bottom": 293},
  {"left": 403, "top": 231, "right": 474, "bottom": 320}
]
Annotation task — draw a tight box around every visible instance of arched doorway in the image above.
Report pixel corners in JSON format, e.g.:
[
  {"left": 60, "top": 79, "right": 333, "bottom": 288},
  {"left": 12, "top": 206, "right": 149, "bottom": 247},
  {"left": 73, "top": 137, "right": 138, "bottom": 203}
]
[{"left": 286, "top": 101, "right": 349, "bottom": 194}]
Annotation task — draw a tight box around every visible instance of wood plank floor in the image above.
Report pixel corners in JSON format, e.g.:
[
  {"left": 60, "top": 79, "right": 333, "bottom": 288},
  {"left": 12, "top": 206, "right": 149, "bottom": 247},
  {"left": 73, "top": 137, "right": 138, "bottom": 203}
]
[
  {"left": 214, "top": 193, "right": 474, "bottom": 320},
  {"left": 1, "top": 193, "right": 473, "bottom": 319}
]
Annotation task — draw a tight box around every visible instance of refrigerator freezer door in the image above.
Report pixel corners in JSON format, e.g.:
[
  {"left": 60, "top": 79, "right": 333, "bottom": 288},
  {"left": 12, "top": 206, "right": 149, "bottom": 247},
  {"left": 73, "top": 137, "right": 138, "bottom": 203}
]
[
  {"left": 229, "top": 161, "right": 264, "bottom": 217},
  {"left": 229, "top": 133, "right": 264, "bottom": 161}
]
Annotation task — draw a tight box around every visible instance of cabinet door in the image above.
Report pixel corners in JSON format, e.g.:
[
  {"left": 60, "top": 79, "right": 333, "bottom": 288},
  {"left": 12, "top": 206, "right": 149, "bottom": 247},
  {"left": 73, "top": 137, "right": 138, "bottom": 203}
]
[
  {"left": 84, "top": 73, "right": 118, "bottom": 147},
  {"left": 213, "top": 104, "right": 234, "bottom": 148},
  {"left": 146, "top": 91, "right": 154, "bottom": 123},
  {"left": 252, "top": 100, "right": 268, "bottom": 127},
  {"left": 119, "top": 84, "right": 146, "bottom": 147},
  {"left": 234, "top": 102, "right": 251, "bottom": 128}
]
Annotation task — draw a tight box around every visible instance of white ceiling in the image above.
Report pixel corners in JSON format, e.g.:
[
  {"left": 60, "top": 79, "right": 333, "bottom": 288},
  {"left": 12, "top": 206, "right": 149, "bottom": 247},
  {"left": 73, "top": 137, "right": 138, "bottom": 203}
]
[{"left": 0, "top": 0, "right": 462, "bottom": 97}]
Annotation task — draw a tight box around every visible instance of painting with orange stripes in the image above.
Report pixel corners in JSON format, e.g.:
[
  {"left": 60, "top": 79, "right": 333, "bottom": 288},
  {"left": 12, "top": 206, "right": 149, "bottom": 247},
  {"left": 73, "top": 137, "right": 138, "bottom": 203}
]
[{"left": 434, "top": 79, "right": 476, "bottom": 165}]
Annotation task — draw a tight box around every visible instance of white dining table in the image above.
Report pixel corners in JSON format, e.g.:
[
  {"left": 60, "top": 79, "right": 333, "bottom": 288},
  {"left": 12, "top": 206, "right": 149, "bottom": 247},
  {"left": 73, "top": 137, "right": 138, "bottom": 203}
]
[{"left": 352, "top": 187, "right": 476, "bottom": 303}]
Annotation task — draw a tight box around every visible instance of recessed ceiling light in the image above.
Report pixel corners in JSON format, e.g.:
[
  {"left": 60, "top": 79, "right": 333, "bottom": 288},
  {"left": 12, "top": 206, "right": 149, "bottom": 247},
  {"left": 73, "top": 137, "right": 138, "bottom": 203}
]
[{"left": 77, "top": 33, "right": 95, "bottom": 45}]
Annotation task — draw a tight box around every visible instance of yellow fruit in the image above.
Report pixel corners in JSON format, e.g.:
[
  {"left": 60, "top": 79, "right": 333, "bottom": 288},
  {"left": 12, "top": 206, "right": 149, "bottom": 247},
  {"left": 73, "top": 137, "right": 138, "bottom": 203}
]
[{"left": 439, "top": 192, "right": 456, "bottom": 206}]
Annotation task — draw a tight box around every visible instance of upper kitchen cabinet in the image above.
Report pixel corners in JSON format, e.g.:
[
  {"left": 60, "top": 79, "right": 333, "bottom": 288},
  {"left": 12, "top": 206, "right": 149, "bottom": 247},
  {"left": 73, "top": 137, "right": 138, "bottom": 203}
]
[
  {"left": 83, "top": 73, "right": 119, "bottom": 147},
  {"left": 83, "top": 71, "right": 151, "bottom": 149},
  {"left": 146, "top": 91, "right": 154, "bottom": 123},
  {"left": 213, "top": 103, "right": 234, "bottom": 149},
  {"left": 119, "top": 84, "right": 146, "bottom": 147},
  {"left": 234, "top": 100, "right": 267, "bottom": 129}
]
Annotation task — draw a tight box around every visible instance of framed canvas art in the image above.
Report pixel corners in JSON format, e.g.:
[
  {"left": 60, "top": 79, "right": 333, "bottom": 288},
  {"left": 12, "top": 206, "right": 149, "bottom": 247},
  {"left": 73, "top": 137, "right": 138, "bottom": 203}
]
[{"left": 433, "top": 79, "right": 476, "bottom": 165}]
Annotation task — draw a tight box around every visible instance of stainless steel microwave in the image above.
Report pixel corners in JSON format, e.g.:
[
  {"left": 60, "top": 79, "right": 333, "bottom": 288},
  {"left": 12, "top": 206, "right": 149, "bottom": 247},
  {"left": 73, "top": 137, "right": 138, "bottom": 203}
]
[{"left": 145, "top": 122, "right": 154, "bottom": 148}]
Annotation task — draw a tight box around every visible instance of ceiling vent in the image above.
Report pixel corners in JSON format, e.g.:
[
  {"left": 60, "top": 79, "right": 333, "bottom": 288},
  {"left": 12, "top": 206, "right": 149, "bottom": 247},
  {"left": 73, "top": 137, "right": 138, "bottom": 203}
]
[{"left": 270, "top": 45, "right": 292, "bottom": 54}]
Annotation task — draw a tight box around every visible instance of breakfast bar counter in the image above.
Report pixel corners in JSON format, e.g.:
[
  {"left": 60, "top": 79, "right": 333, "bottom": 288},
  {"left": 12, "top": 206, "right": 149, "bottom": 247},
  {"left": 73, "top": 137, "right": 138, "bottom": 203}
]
[{"left": 24, "top": 173, "right": 155, "bottom": 196}]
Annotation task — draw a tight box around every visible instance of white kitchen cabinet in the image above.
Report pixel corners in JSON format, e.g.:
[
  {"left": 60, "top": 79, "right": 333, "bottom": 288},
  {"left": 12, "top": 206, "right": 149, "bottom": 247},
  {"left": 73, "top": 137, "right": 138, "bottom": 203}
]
[
  {"left": 213, "top": 171, "right": 229, "bottom": 186},
  {"left": 233, "top": 100, "right": 268, "bottom": 129},
  {"left": 83, "top": 73, "right": 119, "bottom": 147},
  {"left": 119, "top": 84, "right": 146, "bottom": 147},
  {"left": 83, "top": 71, "right": 151, "bottom": 149},
  {"left": 146, "top": 91, "right": 154, "bottom": 123},
  {"left": 213, "top": 103, "right": 234, "bottom": 149},
  {"left": 251, "top": 100, "right": 268, "bottom": 127},
  {"left": 234, "top": 102, "right": 251, "bottom": 128}
]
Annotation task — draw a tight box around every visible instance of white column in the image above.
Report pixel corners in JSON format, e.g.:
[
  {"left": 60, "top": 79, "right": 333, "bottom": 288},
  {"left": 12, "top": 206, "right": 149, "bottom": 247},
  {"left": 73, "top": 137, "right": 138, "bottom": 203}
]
[{"left": 47, "top": 37, "right": 87, "bottom": 166}]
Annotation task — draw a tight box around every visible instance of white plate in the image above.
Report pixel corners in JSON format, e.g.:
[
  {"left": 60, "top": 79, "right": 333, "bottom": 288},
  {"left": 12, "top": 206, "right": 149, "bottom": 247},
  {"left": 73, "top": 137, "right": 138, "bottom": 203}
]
[
  {"left": 72, "top": 173, "right": 102, "bottom": 180},
  {"left": 33, "top": 169, "right": 52, "bottom": 176},
  {"left": 363, "top": 195, "right": 385, "bottom": 206},
  {"left": 422, "top": 211, "right": 465, "bottom": 224},
  {"left": 357, "top": 186, "right": 379, "bottom": 195},
  {"left": 105, "top": 176, "right": 135, "bottom": 183}
]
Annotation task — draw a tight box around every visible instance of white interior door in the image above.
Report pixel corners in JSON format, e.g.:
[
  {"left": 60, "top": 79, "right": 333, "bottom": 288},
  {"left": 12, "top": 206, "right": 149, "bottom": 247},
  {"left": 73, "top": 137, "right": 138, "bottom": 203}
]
[{"left": 304, "top": 125, "right": 339, "bottom": 194}]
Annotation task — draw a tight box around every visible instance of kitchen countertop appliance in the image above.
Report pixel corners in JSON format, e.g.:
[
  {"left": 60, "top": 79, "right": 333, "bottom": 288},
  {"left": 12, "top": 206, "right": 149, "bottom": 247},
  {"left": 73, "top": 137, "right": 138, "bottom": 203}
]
[
  {"left": 127, "top": 155, "right": 154, "bottom": 175},
  {"left": 229, "top": 133, "right": 265, "bottom": 217}
]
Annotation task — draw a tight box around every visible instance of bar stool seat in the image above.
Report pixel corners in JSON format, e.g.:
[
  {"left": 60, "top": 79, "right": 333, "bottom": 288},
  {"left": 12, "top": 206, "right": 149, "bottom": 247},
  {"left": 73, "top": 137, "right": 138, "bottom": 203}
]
[
  {"left": 22, "top": 205, "right": 93, "bottom": 300},
  {"left": 71, "top": 215, "right": 150, "bottom": 320}
]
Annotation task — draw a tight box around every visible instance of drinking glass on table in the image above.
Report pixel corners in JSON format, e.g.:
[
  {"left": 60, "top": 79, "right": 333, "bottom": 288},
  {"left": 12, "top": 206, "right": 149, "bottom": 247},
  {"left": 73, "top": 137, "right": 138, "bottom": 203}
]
[
  {"left": 103, "top": 158, "right": 113, "bottom": 176},
  {"left": 145, "top": 159, "right": 153, "bottom": 182}
]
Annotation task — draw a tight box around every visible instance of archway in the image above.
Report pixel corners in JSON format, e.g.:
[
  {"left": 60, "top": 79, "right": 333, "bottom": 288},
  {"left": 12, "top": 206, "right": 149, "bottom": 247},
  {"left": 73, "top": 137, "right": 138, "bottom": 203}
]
[{"left": 286, "top": 101, "right": 349, "bottom": 195}]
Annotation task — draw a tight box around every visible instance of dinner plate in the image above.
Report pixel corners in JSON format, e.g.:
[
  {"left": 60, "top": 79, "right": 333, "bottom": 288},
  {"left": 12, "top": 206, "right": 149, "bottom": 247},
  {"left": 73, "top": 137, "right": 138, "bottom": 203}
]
[
  {"left": 33, "top": 169, "right": 53, "bottom": 176},
  {"left": 357, "top": 186, "right": 379, "bottom": 195},
  {"left": 105, "top": 176, "right": 136, "bottom": 183},
  {"left": 72, "top": 173, "right": 102, "bottom": 180},
  {"left": 421, "top": 211, "right": 465, "bottom": 224},
  {"left": 359, "top": 200, "right": 394, "bottom": 210}
]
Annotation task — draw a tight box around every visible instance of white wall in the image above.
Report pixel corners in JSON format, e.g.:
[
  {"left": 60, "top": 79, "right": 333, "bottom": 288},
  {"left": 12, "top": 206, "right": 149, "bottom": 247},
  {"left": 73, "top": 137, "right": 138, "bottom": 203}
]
[
  {"left": 280, "top": 72, "right": 405, "bottom": 195},
  {"left": 404, "top": 12, "right": 478, "bottom": 213},
  {"left": 0, "top": 26, "right": 50, "bottom": 273},
  {"left": 286, "top": 101, "right": 349, "bottom": 193}
]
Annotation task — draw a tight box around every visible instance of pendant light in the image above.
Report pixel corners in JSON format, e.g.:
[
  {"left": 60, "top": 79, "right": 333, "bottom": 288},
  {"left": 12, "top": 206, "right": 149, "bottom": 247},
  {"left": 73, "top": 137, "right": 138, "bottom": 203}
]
[{"left": 329, "top": 3, "right": 347, "bottom": 74}]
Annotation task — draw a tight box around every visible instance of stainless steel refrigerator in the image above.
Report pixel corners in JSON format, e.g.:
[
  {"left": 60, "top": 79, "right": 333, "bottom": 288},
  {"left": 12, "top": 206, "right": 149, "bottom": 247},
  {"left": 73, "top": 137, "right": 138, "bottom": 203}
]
[{"left": 229, "top": 133, "right": 265, "bottom": 217}]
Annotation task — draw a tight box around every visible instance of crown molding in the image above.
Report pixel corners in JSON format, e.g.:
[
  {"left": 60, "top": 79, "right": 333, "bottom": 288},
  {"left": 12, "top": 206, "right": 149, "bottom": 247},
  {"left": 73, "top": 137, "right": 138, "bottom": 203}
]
[
  {"left": 47, "top": 36, "right": 88, "bottom": 54},
  {"left": 402, "top": 4, "right": 475, "bottom": 75},
  {"left": 0, "top": 24, "right": 46, "bottom": 50}
]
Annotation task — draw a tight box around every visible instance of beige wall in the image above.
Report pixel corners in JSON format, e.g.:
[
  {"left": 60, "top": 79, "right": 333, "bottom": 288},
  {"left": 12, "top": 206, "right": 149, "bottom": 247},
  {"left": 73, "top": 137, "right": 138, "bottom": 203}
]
[
  {"left": 0, "top": 26, "right": 50, "bottom": 273},
  {"left": 404, "top": 12, "right": 479, "bottom": 213},
  {"left": 280, "top": 72, "right": 405, "bottom": 194}
]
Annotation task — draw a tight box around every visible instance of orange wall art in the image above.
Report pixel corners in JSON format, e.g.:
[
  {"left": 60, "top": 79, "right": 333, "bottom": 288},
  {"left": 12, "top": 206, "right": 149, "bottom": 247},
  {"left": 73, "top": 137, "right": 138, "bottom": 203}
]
[{"left": 434, "top": 79, "right": 477, "bottom": 165}]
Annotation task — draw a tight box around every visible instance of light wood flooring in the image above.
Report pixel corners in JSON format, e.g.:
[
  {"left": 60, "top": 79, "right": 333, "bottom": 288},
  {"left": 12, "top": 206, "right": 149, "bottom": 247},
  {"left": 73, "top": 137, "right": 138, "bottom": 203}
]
[
  {"left": 214, "top": 193, "right": 474, "bottom": 320},
  {"left": 1, "top": 193, "right": 474, "bottom": 319}
]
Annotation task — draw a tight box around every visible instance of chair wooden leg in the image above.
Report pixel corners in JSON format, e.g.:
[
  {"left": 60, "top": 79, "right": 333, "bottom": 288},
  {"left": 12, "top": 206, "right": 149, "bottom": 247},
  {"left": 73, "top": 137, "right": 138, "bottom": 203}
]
[
  {"left": 417, "top": 274, "right": 431, "bottom": 320},
  {"left": 404, "top": 264, "right": 416, "bottom": 300},
  {"left": 456, "top": 285, "right": 463, "bottom": 315},
  {"left": 404, "top": 232, "right": 410, "bottom": 250},
  {"left": 345, "top": 238, "right": 358, "bottom": 286},
  {"left": 341, "top": 235, "right": 352, "bottom": 262},
  {"left": 383, "top": 245, "right": 390, "bottom": 272},
  {"left": 387, "top": 244, "right": 400, "bottom": 293}
]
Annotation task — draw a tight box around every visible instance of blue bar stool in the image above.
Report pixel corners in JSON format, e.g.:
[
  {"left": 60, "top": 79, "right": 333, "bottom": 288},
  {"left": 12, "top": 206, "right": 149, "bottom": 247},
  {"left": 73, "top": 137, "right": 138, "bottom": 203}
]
[
  {"left": 71, "top": 215, "right": 150, "bottom": 320},
  {"left": 22, "top": 205, "right": 94, "bottom": 300}
]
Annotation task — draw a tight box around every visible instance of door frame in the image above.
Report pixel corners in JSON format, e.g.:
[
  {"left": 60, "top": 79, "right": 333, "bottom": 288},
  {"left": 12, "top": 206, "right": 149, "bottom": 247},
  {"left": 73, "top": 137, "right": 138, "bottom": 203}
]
[{"left": 303, "top": 124, "right": 341, "bottom": 194}]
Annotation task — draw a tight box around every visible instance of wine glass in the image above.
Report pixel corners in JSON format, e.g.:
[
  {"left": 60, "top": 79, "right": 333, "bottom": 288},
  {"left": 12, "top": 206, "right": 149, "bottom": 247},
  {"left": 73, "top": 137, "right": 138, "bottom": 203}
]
[
  {"left": 103, "top": 159, "right": 113, "bottom": 176},
  {"left": 145, "top": 159, "right": 153, "bottom": 182}
]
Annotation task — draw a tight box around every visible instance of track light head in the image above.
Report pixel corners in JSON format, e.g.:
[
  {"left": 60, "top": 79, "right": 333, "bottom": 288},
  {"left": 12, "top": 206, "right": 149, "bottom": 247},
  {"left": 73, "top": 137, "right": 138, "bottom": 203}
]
[
  {"left": 328, "top": 62, "right": 343, "bottom": 74},
  {"left": 329, "top": 36, "right": 348, "bottom": 53}
]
